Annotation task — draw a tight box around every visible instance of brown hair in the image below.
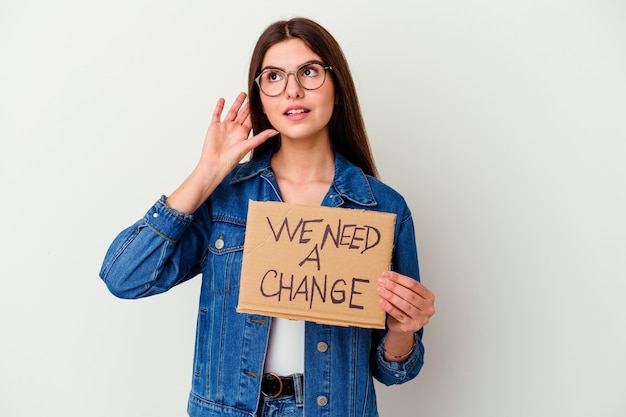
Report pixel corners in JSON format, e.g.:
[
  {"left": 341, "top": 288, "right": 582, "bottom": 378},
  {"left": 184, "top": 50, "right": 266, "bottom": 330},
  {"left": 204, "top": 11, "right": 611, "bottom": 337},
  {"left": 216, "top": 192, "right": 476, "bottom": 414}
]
[{"left": 248, "top": 17, "right": 378, "bottom": 178}]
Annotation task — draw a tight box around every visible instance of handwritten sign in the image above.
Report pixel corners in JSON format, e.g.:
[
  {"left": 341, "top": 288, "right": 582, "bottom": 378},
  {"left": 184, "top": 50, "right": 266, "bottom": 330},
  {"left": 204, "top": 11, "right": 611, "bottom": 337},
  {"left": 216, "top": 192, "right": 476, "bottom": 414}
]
[{"left": 236, "top": 201, "right": 396, "bottom": 329}]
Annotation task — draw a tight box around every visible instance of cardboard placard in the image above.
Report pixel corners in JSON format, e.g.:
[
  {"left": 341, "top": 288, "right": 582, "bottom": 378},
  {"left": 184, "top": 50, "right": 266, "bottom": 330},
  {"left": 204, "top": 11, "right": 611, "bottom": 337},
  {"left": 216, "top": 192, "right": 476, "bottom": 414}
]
[{"left": 236, "top": 201, "right": 396, "bottom": 329}]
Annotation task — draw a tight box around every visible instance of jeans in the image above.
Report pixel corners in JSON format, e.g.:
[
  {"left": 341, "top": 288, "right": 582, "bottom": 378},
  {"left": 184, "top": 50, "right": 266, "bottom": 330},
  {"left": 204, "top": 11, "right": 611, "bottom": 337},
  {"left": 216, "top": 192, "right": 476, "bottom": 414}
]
[{"left": 257, "top": 374, "right": 304, "bottom": 417}]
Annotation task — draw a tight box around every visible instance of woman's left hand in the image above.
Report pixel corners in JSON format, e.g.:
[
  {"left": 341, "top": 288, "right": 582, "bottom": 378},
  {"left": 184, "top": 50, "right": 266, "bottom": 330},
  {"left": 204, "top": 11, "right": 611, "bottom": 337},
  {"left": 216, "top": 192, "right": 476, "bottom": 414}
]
[{"left": 377, "top": 271, "right": 435, "bottom": 333}]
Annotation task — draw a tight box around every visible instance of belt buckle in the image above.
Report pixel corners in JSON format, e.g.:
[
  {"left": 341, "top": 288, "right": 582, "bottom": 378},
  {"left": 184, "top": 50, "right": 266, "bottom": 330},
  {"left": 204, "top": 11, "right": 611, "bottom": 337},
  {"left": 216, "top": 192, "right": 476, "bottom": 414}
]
[{"left": 261, "top": 373, "right": 283, "bottom": 399}]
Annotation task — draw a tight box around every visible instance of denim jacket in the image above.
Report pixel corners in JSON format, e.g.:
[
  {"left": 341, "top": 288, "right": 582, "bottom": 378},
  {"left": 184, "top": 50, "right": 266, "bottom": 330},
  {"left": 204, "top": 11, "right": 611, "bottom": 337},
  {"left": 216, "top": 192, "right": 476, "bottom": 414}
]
[{"left": 100, "top": 150, "right": 425, "bottom": 417}]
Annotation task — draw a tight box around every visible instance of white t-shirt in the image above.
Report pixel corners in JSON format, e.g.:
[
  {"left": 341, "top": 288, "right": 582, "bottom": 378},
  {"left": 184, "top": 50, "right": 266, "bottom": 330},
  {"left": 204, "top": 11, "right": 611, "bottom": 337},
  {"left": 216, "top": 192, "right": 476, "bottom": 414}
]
[{"left": 263, "top": 317, "right": 305, "bottom": 375}]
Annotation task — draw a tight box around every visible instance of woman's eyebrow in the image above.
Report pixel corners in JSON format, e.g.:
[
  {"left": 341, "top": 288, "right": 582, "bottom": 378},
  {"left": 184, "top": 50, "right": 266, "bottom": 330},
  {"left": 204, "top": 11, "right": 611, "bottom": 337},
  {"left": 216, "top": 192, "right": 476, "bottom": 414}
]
[
  {"left": 260, "top": 65, "right": 284, "bottom": 72},
  {"left": 260, "top": 60, "right": 325, "bottom": 72}
]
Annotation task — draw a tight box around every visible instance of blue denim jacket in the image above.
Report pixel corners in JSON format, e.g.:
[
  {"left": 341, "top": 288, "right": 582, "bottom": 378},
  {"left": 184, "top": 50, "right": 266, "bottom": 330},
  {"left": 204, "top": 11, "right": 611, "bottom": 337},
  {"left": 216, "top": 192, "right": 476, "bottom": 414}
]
[{"left": 100, "top": 150, "right": 425, "bottom": 417}]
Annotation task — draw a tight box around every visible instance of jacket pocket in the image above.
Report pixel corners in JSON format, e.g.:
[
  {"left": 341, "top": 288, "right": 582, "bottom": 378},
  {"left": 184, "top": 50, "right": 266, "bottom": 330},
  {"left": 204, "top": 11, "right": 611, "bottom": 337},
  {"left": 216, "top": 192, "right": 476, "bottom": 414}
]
[{"left": 206, "top": 218, "right": 245, "bottom": 295}]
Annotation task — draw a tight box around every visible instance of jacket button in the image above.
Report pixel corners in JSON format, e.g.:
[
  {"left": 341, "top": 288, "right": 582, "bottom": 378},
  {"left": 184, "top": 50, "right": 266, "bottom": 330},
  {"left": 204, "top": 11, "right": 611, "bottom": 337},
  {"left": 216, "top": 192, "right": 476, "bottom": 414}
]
[
  {"left": 215, "top": 238, "right": 224, "bottom": 250},
  {"left": 317, "top": 342, "right": 328, "bottom": 352},
  {"left": 316, "top": 395, "right": 328, "bottom": 406}
]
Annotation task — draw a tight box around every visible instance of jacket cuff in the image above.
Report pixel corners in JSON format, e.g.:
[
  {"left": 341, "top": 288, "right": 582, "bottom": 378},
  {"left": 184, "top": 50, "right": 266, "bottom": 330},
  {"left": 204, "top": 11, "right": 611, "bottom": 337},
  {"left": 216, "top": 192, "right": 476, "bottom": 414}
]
[
  {"left": 376, "top": 332, "right": 423, "bottom": 383},
  {"left": 142, "top": 195, "right": 194, "bottom": 242}
]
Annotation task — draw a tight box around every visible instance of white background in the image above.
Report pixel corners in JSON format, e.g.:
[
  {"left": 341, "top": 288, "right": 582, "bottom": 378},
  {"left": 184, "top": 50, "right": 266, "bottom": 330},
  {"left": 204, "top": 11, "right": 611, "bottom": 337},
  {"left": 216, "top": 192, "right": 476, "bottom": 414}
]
[{"left": 1, "top": 1, "right": 625, "bottom": 416}]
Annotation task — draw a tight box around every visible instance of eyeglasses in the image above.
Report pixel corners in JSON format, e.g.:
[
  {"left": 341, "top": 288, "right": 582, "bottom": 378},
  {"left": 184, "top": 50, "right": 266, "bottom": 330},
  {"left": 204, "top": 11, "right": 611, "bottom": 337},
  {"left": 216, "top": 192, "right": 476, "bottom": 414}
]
[{"left": 254, "top": 62, "right": 333, "bottom": 97}]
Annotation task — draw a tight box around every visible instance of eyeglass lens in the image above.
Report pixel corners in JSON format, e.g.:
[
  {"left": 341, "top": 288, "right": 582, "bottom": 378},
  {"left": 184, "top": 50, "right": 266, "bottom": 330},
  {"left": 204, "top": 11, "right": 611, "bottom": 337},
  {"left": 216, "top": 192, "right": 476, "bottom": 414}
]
[{"left": 258, "top": 63, "right": 327, "bottom": 96}]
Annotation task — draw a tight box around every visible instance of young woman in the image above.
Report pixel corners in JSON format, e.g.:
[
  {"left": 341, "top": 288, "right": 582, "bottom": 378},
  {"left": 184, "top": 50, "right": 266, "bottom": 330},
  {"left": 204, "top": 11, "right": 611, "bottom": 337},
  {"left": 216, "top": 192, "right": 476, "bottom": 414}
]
[{"left": 100, "top": 17, "right": 435, "bottom": 417}]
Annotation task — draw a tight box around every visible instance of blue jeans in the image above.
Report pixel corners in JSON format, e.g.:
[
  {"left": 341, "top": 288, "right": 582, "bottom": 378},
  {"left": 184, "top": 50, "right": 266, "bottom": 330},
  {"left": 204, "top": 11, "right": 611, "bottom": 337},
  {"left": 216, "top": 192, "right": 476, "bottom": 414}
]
[{"left": 257, "top": 374, "right": 304, "bottom": 417}]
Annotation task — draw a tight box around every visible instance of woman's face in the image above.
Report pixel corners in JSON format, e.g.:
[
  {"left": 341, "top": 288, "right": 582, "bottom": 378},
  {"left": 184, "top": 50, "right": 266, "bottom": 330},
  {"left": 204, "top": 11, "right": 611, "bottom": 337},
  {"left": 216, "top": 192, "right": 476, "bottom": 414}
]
[{"left": 259, "top": 38, "right": 336, "bottom": 144}]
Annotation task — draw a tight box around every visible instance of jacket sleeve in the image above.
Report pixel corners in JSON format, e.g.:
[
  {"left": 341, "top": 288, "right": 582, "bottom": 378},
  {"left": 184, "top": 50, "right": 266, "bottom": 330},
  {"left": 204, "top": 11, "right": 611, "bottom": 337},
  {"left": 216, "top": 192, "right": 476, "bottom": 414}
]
[
  {"left": 371, "top": 205, "right": 425, "bottom": 385},
  {"left": 99, "top": 196, "right": 210, "bottom": 299}
]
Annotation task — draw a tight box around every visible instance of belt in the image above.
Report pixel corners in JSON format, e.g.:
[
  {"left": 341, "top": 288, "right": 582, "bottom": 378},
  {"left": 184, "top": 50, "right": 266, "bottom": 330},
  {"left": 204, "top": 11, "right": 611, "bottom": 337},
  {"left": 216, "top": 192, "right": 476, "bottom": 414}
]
[{"left": 261, "top": 373, "right": 302, "bottom": 398}]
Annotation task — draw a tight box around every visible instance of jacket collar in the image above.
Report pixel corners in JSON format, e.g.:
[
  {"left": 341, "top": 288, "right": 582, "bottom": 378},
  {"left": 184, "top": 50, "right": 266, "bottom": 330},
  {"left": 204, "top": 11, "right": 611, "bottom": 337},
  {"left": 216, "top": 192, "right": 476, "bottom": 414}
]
[{"left": 231, "top": 150, "right": 378, "bottom": 207}]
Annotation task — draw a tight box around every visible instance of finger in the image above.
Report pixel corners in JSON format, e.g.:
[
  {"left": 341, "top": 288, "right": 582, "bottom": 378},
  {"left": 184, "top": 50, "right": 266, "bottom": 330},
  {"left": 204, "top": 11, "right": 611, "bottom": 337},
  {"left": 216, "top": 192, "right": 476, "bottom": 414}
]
[
  {"left": 380, "top": 282, "right": 434, "bottom": 319},
  {"left": 379, "top": 289, "right": 432, "bottom": 332},
  {"left": 377, "top": 284, "right": 419, "bottom": 318},
  {"left": 241, "top": 112, "right": 253, "bottom": 131},
  {"left": 378, "top": 297, "right": 415, "bottom": 331},
  {"left": 211, "top": 98, "right": 226, "bottom": 123},
  {"left": 224, "top": 92, "right": 247, "bottom": 121},
  {"left": 234, "top": 102, "right": 251, "bottom": 126},
  {"left": 381, "top": 271, "right": 433, "bottom": 300},
  {"left": 243, "top": 128, "right": 278, "bottom": 151}
]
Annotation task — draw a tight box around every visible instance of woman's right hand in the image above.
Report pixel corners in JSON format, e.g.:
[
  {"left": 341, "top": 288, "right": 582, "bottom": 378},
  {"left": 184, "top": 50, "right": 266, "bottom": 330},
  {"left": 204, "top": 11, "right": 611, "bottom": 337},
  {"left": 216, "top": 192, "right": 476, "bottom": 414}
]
[
  {"left": 199, "top": 92, "right": 277, "bottom": 177},
  {"left": 166, "top": 92, "right": 278, "bottom": 214}
]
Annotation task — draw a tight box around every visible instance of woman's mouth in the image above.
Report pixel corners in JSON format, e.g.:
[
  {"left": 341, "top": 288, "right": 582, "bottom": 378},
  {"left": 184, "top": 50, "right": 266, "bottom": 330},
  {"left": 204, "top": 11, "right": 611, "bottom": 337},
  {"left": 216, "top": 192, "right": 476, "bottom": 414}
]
[
  {"left": 285, "top": 108, "right": 309, "bottom": 115},
  {"left": 284, "top": 106, "right": 310, "bottom": 121}
]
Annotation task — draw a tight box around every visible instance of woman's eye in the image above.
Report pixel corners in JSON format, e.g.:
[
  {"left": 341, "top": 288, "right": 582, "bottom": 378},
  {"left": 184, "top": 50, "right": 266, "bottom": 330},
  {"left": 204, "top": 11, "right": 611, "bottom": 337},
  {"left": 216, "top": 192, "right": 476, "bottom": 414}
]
[
  {"left": 266, "top": 71, "right": 284, "bottom": 83},
  {"left": 301, "top": 66, "right": 319, "bottom": 77}
]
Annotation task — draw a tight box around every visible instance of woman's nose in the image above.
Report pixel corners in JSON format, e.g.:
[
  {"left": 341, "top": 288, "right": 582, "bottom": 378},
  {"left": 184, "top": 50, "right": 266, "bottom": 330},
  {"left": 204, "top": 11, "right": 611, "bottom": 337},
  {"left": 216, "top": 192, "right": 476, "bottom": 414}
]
[{"left": 284, "top": 72, "right": 303, "bottom": 98}]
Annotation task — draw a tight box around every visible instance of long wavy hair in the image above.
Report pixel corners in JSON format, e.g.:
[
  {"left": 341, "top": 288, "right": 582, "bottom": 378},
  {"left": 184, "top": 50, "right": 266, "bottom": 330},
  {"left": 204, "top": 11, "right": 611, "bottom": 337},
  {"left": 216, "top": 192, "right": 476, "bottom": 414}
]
[{"left": 248, "top": 17, "right": 378, "bottom": 178}]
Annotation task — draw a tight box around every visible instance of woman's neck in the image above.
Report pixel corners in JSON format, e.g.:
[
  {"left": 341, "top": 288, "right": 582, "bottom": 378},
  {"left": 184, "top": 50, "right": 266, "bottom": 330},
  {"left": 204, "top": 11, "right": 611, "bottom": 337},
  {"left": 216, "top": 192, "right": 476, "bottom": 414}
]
[{"left": 270, "top": 138, "right": 335, "bottom": 205}]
